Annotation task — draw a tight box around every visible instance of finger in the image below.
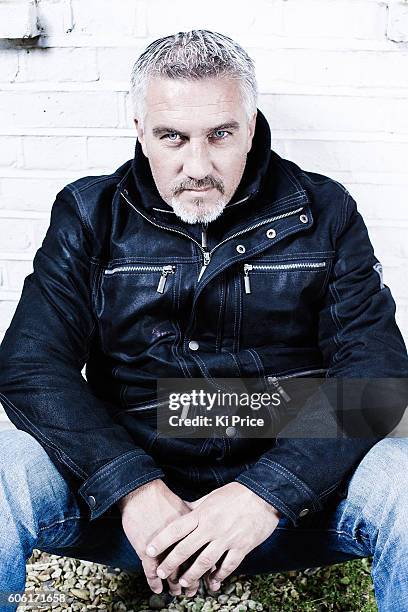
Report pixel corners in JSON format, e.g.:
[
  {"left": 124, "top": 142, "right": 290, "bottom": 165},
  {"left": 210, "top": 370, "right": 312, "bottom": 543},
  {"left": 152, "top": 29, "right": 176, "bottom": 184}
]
[
  {"left": 185, "top": 587, "right": 199, "bottom": 597},
  {"left": 208, "top": 549, "right": 245, "bottom": 584},
  {"left": 156, "top": 532, "right": 209, "bottom": 580},
  {"left": 178, "top": 542, "right": 225, "bottom": 588},
  {"left": 142, "top": 557, "right": 163, "bottom": 594},
  {"left": 204, "top": 565, "right": 221, "bottom": 592},
  {"left": 166, "top": 568, "right": 182, "bottom": 596},
  {"left": 184, "top": 578, "right": 201, "bottom": 598},
  {"left": 146, "top": 512, "right": 199, "bottom": 558}
]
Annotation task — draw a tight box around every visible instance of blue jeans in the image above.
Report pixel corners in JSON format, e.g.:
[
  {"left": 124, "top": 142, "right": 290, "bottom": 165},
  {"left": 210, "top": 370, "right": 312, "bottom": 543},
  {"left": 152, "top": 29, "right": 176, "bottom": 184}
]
[{"left": 1, "top": 430, "right": 407, "bottom": 612}]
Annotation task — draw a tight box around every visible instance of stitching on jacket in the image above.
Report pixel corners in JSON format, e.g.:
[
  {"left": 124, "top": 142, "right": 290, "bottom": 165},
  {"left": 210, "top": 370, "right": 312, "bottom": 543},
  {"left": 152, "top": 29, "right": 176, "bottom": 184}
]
[
  {"left": 257, "top": 457, "right": 320, "bottom": 508},
  {"left": 81, "top": 449, "right": 147, "bottom": 488},
  {"left": 236, "top": 474, "right": 295, "bottom": 518},
  {"left": 210, "top": 466, "right": 224, "bottom": 487},
  {"left": 170, "top": 279, "right": 190, "bottom": 377},
  {"left": 275, "top": 158, "right": 305, "bottom": 194},
  {"left": 0, "top": 393, "right": 87, "bottom": 479},
  {"left": 319, "top": 479, "right": 343, "bottom": 498},
  {"left": 70, "top": 174, "right": 122, "bottom": 194},
  {"left": 226, "top": 350, "right": 242, "bottom": 378},
  {"left": 62, "top": 185, "right": 98, "bottom": 355},
  {"left": 90, "top": 469, "right": 165, "bottom": 512},
  {"left": 247, "top": 348, "right": 264, "bottom": 380},
  {"left": 172, "top": 320, "right": 191, "bottom": 378},
  {"left": 65, "top": 185, "right": 93, "bottom": 236},
  {"left": 216, "top": 275, "right": 225, "bottom": 353}
]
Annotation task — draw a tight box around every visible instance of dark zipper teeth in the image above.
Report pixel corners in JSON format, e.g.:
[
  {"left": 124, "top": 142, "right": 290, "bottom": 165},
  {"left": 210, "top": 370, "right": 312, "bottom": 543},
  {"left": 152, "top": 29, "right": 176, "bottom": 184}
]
[{"left": 268, "top": 368, "right": 328, "bottom": 380}]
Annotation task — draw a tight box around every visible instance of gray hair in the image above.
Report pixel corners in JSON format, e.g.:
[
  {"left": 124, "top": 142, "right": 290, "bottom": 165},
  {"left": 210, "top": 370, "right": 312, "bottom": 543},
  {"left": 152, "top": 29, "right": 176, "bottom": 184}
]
[{"left": 130, "top": 30, "right": 258, "bottom": 126}]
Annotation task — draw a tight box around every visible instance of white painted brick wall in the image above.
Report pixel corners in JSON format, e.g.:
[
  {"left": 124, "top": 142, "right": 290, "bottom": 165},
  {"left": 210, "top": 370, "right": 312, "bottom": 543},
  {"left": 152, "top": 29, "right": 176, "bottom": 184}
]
[{"left": 1, "top": 0, "right": 408, "bottom": 429}]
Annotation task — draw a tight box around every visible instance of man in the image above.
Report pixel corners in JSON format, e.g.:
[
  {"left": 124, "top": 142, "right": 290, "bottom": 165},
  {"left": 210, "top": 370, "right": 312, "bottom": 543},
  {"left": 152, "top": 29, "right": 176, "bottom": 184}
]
[{"left": 0, "top": 29, "right": 407, "bottom": 611}]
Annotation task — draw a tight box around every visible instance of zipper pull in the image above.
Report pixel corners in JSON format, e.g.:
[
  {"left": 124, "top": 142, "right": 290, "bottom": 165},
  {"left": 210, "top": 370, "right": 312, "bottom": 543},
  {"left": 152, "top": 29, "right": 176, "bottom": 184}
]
[
  {"left": 198, "top": 251, "right": 211, "bottom": 282},
  {"left": 268, "top": 376, "right": 291, "bottom": 403},
  {"left": 157, "top": 265, "right": 174, "bottom": 293},
  {"left": 201, "top": 223, "right": 208, "bottom": 249},
  {"left": 243, "top": 263, "right": 253, "bottom": 294}
]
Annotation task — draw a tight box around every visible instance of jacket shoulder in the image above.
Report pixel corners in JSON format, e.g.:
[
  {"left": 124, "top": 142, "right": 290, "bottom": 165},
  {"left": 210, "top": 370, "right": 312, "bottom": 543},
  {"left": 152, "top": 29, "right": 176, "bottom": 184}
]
[
  {"left": 54, "top": 160, "right": 132, "bottom": 259},
  {"left": 63, "top": 160, "right": 131, "bottom": 199}
]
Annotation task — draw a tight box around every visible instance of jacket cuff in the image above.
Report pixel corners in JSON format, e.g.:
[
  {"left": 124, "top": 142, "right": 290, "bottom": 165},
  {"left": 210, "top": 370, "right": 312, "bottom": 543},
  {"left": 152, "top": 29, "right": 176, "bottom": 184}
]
[
  {"left": 78, "top": 449, "right": 165, "bottom": 520},
  {"left": 235, "top": 458, "right": 323, "bottom": 524}
]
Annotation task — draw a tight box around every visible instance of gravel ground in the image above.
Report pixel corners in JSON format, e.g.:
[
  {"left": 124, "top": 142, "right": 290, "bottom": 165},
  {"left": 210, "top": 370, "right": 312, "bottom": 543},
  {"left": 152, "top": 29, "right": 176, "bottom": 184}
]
[{"left": 17, "top": 549, "right": 262, "bottom": 612}]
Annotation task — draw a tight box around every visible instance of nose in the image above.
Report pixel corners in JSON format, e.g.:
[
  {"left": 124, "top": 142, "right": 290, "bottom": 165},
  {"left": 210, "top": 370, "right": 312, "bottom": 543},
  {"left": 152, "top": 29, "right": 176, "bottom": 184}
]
[{"left": 182, "top": 141, "right": 213, "bottom": 180}]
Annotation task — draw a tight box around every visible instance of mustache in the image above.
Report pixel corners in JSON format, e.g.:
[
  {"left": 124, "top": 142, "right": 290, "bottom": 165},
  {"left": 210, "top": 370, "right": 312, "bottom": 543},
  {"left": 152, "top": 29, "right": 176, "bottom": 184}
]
[{"left": 173, "top": 176, "right": 225, "bottom": 196}]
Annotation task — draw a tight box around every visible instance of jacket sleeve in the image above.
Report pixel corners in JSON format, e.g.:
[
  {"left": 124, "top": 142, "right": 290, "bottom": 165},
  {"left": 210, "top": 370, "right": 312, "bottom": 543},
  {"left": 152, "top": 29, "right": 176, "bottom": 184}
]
[
  {"left": 235, "top": 192, "right": 408, "bottom": 524},
  {"left": 0, "top": 186, "right": 165, "bottom": 520}
]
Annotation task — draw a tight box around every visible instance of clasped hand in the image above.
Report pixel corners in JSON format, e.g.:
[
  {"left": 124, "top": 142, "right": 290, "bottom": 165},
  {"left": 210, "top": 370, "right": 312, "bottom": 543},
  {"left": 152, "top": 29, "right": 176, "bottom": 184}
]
[{"left": 145, "top": 481, "right": 281, "bottom": 595}]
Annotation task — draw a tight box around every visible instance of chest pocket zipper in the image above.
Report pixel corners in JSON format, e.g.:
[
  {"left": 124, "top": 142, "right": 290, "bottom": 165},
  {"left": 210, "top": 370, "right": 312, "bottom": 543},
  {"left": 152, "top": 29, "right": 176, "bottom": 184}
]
[
  {"left": 243, "top": 261, "right": 326, "bottom": 294},
  {"left": 104, "top": 264, "right": 176, "bottom": 293}
]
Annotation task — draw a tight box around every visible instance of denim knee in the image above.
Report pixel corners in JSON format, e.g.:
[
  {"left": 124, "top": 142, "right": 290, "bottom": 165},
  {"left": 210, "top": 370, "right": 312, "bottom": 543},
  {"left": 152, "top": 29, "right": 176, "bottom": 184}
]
[
  {"left": 0, "top": 429, "right": 80, "bottom": 537},
  {"left": 342, "top": 438, "right": 408, "bottom": 545}
]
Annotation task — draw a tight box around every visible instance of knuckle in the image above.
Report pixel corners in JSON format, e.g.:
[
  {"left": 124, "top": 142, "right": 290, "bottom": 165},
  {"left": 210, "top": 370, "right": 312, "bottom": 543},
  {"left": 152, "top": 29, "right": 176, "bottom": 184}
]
[{"left": 198, "top": 554, "right": 214, "bottom": 568}]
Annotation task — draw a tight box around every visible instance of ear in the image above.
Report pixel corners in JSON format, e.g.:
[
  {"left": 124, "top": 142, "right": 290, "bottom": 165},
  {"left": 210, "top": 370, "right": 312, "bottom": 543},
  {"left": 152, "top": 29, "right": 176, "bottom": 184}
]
[
  {"left": 134, "top": 118, "right": 148, "bottom": 158},
  {"left": 246, "top": 110, "right": 257, "bottom": 153}
]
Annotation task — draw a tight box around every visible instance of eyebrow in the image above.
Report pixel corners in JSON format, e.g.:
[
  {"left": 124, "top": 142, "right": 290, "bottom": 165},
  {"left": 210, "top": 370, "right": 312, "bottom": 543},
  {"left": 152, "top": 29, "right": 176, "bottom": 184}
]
[{"left": 152, "top": 121, "right": 241, "bottom": 138}]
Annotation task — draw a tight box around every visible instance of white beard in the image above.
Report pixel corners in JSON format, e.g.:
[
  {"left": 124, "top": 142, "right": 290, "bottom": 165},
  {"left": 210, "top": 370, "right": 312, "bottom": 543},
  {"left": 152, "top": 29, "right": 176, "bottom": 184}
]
[{"left": 170, "top": 195, "right": 227, "bottom": 224}]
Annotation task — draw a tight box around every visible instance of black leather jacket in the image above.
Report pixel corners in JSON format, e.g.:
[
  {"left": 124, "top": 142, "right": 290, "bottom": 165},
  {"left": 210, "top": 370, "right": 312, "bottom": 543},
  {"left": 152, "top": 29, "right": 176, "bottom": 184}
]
[{"left": 1, "top": 110, "right": 407, "bottom": 524}]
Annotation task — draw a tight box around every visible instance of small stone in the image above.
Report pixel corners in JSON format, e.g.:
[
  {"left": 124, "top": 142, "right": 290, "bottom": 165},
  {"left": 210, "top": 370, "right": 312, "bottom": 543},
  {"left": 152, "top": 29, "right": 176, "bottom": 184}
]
[
  {"left": 149, "top": 593, "right": 169, "bottom": 609},
  {"left": 37, "top": 573, "right": 51, "bottom": 581},
  {"left": 70, "top": 588, "right": 90, "bottom": 601},
  {"left": 223, "top": 584, "right": 236, "bottom": 595}
]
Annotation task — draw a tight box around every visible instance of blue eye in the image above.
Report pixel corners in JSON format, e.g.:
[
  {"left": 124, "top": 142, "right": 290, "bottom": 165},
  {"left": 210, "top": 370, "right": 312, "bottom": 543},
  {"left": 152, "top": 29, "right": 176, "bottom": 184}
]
[
  {"left": 166, "top": 133, "right": 179, "bottom": 141},
  {"left": 213, "top": 130, "right": 228, "bottom": 139}
]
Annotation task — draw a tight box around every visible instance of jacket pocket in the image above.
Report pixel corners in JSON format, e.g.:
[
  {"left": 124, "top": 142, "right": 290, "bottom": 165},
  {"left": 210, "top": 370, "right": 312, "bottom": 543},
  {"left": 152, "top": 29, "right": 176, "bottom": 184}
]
[
  {"left": 239, "top": 256, "right": 332, "bottom": 348},
  {"left": 95, "top": 262, "right": 177, "bottom": 357},
  {"left": 243, "top": 260, "right": 327, "bottom": 295},
  {"left": 103, "top": 264, "right": 176, "bottom": 293}
]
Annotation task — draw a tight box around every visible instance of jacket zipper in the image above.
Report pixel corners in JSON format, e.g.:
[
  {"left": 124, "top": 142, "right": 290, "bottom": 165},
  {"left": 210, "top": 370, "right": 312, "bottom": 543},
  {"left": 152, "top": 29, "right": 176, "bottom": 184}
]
[
  {"left": 121, "top": 399, "right": 169, "bottom": 413},
  {"left": 268, "top": 368, "right": 328, "bottom": 402},
  {"left": 120, "top": 191, "right": 305, "bottom": 282},
  {"left": 104, "top": 264, "right": 175, "bottom": 293},
  {"left": 268, "top": 368, "right": 328, "bottom": 383},
  {"left": 243, "top": 261, "right": 326, "bottom": 294}
]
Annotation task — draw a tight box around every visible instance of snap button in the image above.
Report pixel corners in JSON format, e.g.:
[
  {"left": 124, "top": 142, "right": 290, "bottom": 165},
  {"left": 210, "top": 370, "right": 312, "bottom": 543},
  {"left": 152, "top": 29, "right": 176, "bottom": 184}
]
[
  {"left": 236, "top": 244, "right": 246, "bottom": 254},
  {"left": 225, "top": 426, "right": 236, "bottom": 437},
  {"left": 188, "top": 340, "right": 199, "bottom": 351},
  {"left": 266, "top": 228, "right": 276, "bottom": 239},
  {"left": 88, "top": 495, "right": 96, "bottom": 509},
  {"left": 298, "top": 508, "right": 310, "bottom": 517},
  {"left": 299, "top": 214, "right": 308, "bottom": 224}
]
